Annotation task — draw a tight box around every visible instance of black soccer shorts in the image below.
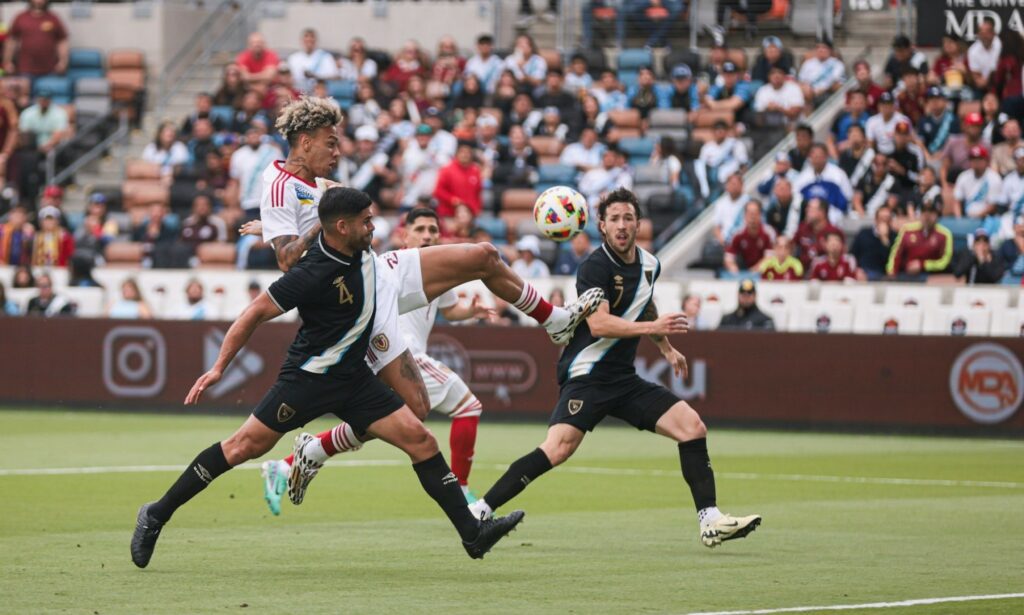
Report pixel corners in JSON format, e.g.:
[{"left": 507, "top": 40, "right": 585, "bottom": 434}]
[
  {"left": 253, "top": 363, "right": 405, "bottom": 434},
  {"left": 549, "top": 374, "right": 681, "bottom": 433}
]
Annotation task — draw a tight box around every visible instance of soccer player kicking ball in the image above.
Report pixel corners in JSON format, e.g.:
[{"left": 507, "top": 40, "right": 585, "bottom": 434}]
[
  {"left": 130, "top": 188, "right": 524, "bottom": 569},
  {"left": 260, "top": 207, "right": 494, "bottom": 513},
  {"left": 469, "top": 188, "right": 762, "bottom": 548}
]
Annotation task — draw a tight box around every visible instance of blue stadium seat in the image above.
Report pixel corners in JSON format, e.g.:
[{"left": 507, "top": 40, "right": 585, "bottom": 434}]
[
  {"left": 66, "top": 68, "right": 105, "bottom": 84},
  {"left": 538, "top": 163, "right": 577, "bottom": 185},
  {"left": 210, "top": 105, "right": 235, "bottom": 128},
  {"left": 617, "top": 48, "right": 652, "bottom": 71},
  {"left": 69, "top": 48, "right": 103, "bottom": 70},
  {"left": 940, "top": 217, "right": 982, "bottom": 251},
  {"left": 618, "top": 70, "right": 639, "bottom": 91},
  {"left": 618, "top": 136, "right": 655, "bottom": 165},
  {"left": 654, "top": 83, "right": 674, "bottom": 109},
  {"left": 32, "top": 75, "right": 73, "bottom": 103},
  {"left": 326, "top": 80, "right": 357, "bottom": 102},
  {"left": 474, "top": 215, "right": 507, "bottom": 243}
]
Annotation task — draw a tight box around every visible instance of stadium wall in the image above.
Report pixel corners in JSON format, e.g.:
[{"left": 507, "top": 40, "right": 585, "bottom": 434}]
[{"left": 2, "top": 319, "right": 1023, "bottom": 435}]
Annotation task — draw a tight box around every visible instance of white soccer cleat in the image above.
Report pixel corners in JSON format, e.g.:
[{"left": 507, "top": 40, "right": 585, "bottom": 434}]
[
  {"left": 547, "top": 287, "right": 605, "bottom": 345},
  {"left": 700, "top": 513, "right": 762, "bottom": 548},
  {"left": 287, "top": 433, "right": 323, "bottom": 506}
]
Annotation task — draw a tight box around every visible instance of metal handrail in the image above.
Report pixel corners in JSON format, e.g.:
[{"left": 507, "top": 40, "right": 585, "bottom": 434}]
[{"left": 46, "top": 112, "right": 130, "bottom": 187}]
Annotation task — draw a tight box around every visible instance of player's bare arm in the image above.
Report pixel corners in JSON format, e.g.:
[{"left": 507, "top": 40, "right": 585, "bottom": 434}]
[
  {"left": 440, "top": 296, "right": 496, "bottom": 322},
  {"left": 270, "top": 224, "right": 322, "bottom": 272},
  {"left": 640, "top": 301, "right": 688, "bottom": 379},
  {"left": 186, "top": 293, "right": 283, "bottom": 405},
  {"left": 587, "top": 300, "right": 689, "bottom": 339}
]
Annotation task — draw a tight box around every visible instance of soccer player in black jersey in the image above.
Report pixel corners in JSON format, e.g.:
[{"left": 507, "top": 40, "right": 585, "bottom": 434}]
[
  {"left": 130, "top": 187, "right": 524, "bottom": 568},
  {"left": 470, "top": 188, "right": 761, "bottom": 548}
]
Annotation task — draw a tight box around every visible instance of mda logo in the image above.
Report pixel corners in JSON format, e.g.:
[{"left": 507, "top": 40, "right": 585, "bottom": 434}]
[{"left": 949, "top": 343, "right": 1024, "bottom": 425}]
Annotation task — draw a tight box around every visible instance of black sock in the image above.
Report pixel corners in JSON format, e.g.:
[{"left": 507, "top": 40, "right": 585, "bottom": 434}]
[
  {"left": 413, "top": 453, "right": 480, "bottom": 542},
  {"left": 483, "top": 448, "right": 553, "bottom": 511},
  {"left": 679, "top": 438, "right": 717, "bottom": 512},
  {"left": 149, "top": 443, "right": 232, "bottom": 523}
]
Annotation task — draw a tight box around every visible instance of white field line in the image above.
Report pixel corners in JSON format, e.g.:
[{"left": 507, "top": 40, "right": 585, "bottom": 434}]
[
  {"left": 686, "top": 592, "right": 1024, "bottom": 615},
  {"left": 0, "top": 461, "right": 1021, "bottom": 490}
]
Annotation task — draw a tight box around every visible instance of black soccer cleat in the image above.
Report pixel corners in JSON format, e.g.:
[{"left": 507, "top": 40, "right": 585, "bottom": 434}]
[
  {"left": 131, "top": 502, "right": 165, "bottom": 568},
  {"left": 463, "top": 509, "right": 525, "bottom": 559}
]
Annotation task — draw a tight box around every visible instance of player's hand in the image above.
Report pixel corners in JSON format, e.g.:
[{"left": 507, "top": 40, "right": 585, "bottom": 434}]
[
  {"left": 239, "top": 219, "right": 263, "bottom": 236},
  {"left": 663, "top": 347, "right": 688, "bottom": 379},
  {"left": 185, "top": 369, "right": 222, "bottom": 405},
  {"left": 469, "top": 296, "right": 496, "bottom": 320},
  {"left": 651, "top": 312, "right": 690, "bottom": 336}
]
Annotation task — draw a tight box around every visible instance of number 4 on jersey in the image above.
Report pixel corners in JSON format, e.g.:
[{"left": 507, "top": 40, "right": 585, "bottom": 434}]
[{"left": 333, "top": 276, "right": 354, "bottom": 305}]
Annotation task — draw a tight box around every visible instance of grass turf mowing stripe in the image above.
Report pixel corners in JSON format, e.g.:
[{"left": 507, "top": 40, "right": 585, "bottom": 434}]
[{"left": 686, "top": 592, "right": 1024, "bottom": 614}]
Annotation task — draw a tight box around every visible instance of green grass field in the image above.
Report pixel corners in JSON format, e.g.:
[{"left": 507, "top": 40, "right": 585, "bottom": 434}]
[{"left": 1, "top": 409, "right": 1022, "bottom": 615}]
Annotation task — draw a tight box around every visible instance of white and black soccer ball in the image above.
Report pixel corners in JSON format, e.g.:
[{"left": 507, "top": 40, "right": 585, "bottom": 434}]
[{"left": 533, "top": 186, "right": 587, "bottom": 242}]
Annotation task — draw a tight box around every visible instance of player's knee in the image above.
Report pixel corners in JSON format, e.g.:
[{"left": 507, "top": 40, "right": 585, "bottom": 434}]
[
  {"left": 541, "top": 438, "right": 578, "bottom": 466},
  {"left": 399, "top": 416, "right": 439, "bottom": 458},
  {"left": 475, "top": 242, "right": 502, "bottom": 274},
  {"left": 222, "top": 432, "right": 273, "bottom": 464}
]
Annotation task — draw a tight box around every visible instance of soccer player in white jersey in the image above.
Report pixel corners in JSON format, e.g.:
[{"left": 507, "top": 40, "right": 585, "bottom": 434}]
[
  {"left": 245, "top": 96, "right": 603, "bottom": 511},
  {"left": 261, "top": 206, "right": 493, "bottom": 511}
]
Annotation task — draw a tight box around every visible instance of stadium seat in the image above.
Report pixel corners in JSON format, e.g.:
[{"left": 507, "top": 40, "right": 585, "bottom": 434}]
[
  {"left": 537, "top": 164, "right": 577, "bottom": 185},
  {"left": 501, "top": 189, "right": 538, "bottom": 212},
  {"left": 530, "top": 136, "right": 564, "bottom": 160},
  {"left": 883, "top": 285, "right": 943, "bottom": 309},
  {"left": 854, "top": 305, "right": 923, "bottom": 335},
  {"left": 121, "top": 180, "right": 169, "bottom": 209},
  {"left": 539, "top": 48, "right": 563, "bottom": 71},
  {"left": 790, "top": 303, "right": 855, "bottom": 334},
  {"left": 103, "top": 242, "right": 146, "bottom": 266},
  {"left": 474, "top": 215, "right": 508, "bottom": 243},
  {"left": 687, "top": 279, "right": 742, "bottom": 313},
  {"left": 64, "top": 287, "right": 105, "bottom": 318},
  {"left": 76, "top": 77, "right": 110, "bottom": 98},
  {"left": 75, "top": 96, "right": 112, "bottom": 123},
  {"left": 921, "top": 306, "right": 992, "bottom": 336},
  {"left": 616, "top": 48, "right": 653, "bottom": 71},
  {"left": 647, "top": 127, "right": 689, "bottom": 144},
  {"left": 952, "top": 287, "right": 1012, "bottom": 310},
  {"left": 634, "top": 185, "right": 673, "bottom": 214},
  {"left": 326, "top": 79, "right": 357, "bottom": 102},
  {"left": 608, "top": 109, "right": 642, "bottom": 131},
  {"left": 210, "top": 105, "right": 235, "bottom": 128},
  {"left": 649, "top": 108, "right": 687, "bottom": 129},
  {"left": 651, "top": 279, "right": 683, "bottom": 314},
  {"left": 5, "top": 288, "right": 35, "bottom": 312},
  {"left": 662, "top": 48, "right": 701, "bottom": 76},
  {"left": 196, "top": 242, "right": 237, "bottom": 269},
  {"left": 516, "top": 217, "right": 542, "bottom": 239},
  {"left": 757, "top": 282, "right": 810, "bottom": 309},
  {"left": 573, "top": 48, "right": 609, "bottom": 78},
  {"left": 940, "top": 217, "right": 982, "bottom": 251},
  {"left": 762, "top": 303, "right": 790, "bottom": 331},
  {"left": 125, "top": 160, "right": 161, "bottom": 180},
  {"left": 1, "top": 76, "right": 30, "bottom": 107},
  {"left": 698, "top": 302, "right": 724, "bottom": 329},
  {"left": 817, "top": 284, "right": 878, "bottom": 311},
  {"left": 617, "top": 70, "right": 639, "bottom": 91},
  {"left": 69, "top": 48, "right": 103, "bottom": 72},
  {"left": 32, "top": 75, "right": 73, "bottom": 104},
  {"left": 989, "top": 308, "right": 1024, "bottom": 336},
  {"left": 618, "top": 136, "right": 655, "bottom": 164},
  {"left": 634, "top": 164, "right": 669, "bottom": 185},
  {"left": 108, "top": 49, "right": 145, "bottom": 71}
]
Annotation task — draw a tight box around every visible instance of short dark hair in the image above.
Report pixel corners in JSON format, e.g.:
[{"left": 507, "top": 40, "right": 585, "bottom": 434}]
[
  {"left": 405, "top": 207, "right": 439, "bottom": 227},
  {"left": 824, "top": 228, "right": 844, "bottom": 241},
  {"left": 713, "top": 120, "right": 729, "bottom": 130},
  {"left": 796, "top": 123, "right": 813, "bottom": 136},
  {"left": 547, "top": 67, "right": 564, "bottom": 77},
  {"left": 477, "top": 34, "right": 494, "bottom": 45},
  {"left": 319, "top": 187, "right": 372, "bottom": 225},
  {"left": 598, "top": 187, "right": 641, "bottom": 220}
]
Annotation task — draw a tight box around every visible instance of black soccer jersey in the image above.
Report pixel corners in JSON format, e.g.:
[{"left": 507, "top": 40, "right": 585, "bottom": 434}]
[
  {"left": 266, "top": 234, "right": 376, "bottom": 377},
  {"left": 556, "top": 242, "right": 660, "bottom": 385}
]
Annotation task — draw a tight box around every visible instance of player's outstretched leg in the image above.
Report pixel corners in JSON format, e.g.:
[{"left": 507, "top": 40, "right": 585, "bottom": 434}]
[
  {"left": 654, "top": 401, "right": 761, "bottom": 548},
  {"left": 368, "top": 404, "right": 525, "bottom": 559},
  {"left": 419, "top": 243, "right": 604, "bottom": 345},
  {"left": 469, "top": 423, "right": 583, "bottom": 520},
  {"left": 285, "top": 424, "right": 364, "bottom": 506},
  {"left": 132, "top": 415, "right": 283, "bottom": 568}
]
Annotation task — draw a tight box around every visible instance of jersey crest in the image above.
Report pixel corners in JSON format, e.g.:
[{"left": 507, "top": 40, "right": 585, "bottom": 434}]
[{"left": 295, "top": 185, "right": 317, "bottom": 206}]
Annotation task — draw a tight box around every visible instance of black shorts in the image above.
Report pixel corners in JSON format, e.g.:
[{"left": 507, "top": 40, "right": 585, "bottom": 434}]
[
  {"left": 253, "top": 363, "right": 404, "bottom": 434},
  {"left": 550, "top": 374, "right": 680, "bottom": 433}
]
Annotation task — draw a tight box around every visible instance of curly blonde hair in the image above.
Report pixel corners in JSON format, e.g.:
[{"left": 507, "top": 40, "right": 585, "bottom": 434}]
[{"left": 274, "top": 96, "right": 343, "bottom": 145}]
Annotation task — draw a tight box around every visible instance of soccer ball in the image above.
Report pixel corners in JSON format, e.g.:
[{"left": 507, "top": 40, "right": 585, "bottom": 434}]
[{"left": 533, "top": 186, "right": 587, "bottom": 242}]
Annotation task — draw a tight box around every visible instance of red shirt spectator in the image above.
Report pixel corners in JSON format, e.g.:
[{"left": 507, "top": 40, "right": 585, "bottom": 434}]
[
  {"left": 235, "top": 32, "right": 280, "bottom": 86},
  {"left": 992, "top": 52, "right": 1022, "bottom": 98},
  {"left": 809, "top": 254, "right": 859, "bottom": 281},
  {"left": 433, "top": 142, "right": 482, "bottom": 217},
  {"left": 6, "top": 0, "right": 68, "bottom": 76},
  {"left": 31, "top": 206, "right": 73, "bottom": 267},
  {"left": 382, "top": 41, "right": 428, "bottom": 94},
  {"left": 724, "top": 201, "right": 774, "bottom": 272},
  {"left": 886, "top": 205, "right": 953, "bottom": 275},
  {"left": 794, "top": 198, "right": 841, "bottom": 268}
]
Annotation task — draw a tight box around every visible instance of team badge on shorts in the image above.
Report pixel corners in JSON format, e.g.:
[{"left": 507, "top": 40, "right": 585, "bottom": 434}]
[
  {"left": 277, "top": 403, "right": 296, "bottom": 423},
  {"left": 372, "top": 334, "right": 390, "bottom": 352},
  {"left": 568, "top": 399, "right": 584, "bottom": 415}
]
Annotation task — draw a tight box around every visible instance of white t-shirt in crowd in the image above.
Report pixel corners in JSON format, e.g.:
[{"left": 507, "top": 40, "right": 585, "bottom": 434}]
[
  {"left": 954, "top": 167, "right": 1003, "bottom": 218},
  {"left": 968, "top": 38, "right": 1002, "bottom": 80},
  {"left": 230, "top": 142, "right": 282, "bottom": 211},
  {"left": 753, "top": 80, "right": 805, "bottom": 113},
  {"left": 865, "top": 111, "right": 911, "bottom": 155}
]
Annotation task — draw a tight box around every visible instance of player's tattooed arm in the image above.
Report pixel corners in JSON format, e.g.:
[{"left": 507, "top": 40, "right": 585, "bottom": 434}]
[
  {"left": 641, "top": 300, "right": 664, "bottom": 343},
  {"left": 270, "top": 223, "right": 322, "bottom": 272},
  {"left": 398, "top": 350, "right": 431, "bottom": 420}
]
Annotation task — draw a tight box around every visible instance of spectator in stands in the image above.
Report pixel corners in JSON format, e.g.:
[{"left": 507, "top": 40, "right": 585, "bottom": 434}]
[
  {"left": 592, "top": 69, "right": 628, "bottom": 112},
  {"left": 337, "top": 37, "right": 378, "bottom": 83},
  {"left": 681, "top": 294, "right": 711, "bottom": 331},
  {"left": 851, "top": 204, "right": 896, "bottom": 281},
  {"left": 142, "top": 122, "right": 190, "bottom": 178},
  {"left": 434, "top": 140, "right": 482, "bottom": 218},
  {"left": 629, "top": 67, "right": 659, "bottom": 121},
  {"left": 19, "top": 89, "right": 68, "bottom": 154},
  {"left": 941, "top": 111, "right": 985, "bottom": 186},
  {"left": 181, "top": 93, "right": 225, "bottom": 137},
  {"left": 883, "top": 35, "right": 928, "bottom": 91},
  {"left": 918, "top": 86, "right": 959, "bottom": 162},
  {"left": 794, "top": 197, "right": 840, "bottom": 269},
  {"left": 793, "top": 143, "right": 853, "bottom": 220},
  {"left": 668, "top": 64, "right": 697, "bottom": 111},
  {"left": 992, "top": 28, "right": 1024, "bottom": 102},
  {"left": 504, "top": 34, "right": 546, "bottom": 88},
  {"left": 0, "top": 88, "right": 17, "bottom": 191},
  {"left": 175, "top": 278, "right": 212, "bottom": 321},
  {"left": 68, "top": 251, "right": 100, "bottom": 288},
  {"left": 888, "top": 120, "right": 924, "bottom": 196},
  {"left": 12, "top": 265, "right": 34, "bottom": 288},
  {"left": 132, "top": 203, "right": 176, "bottom": 257},
  {"left": 4, "top": 0, "right": 67, "bottom": 77},
  {"left": 247, "top": 280, "right": 261, "bottom": 302},
  {"left": 397, "top": 123, "right": 445, "bottom": 209},
  {"left": 230, "top": 91, "right": 267, "bottom": 135},
  {"left": 849, "top": 61, "right": 883, "bottom": 113},
  {"left": 493, "top": 124, "right": 537, "bottom": 204},
  {"left": 73, "top": 193, "right": 117, "bottom": 264},
  {"left": 579, "top": 94, "right": 613, "bottom": 139},
  {"left": 26, "top": 272, "right": 73, "bottom": 317},
  {"left": 713, "top": 172, "right": 750, "bottom": 246},
  {"left": 895, "top": 69, "right": 926, "bottom": 126},
  {"left": 852, "top": 152, "right": 895, "bottom": 219},
  {"left": 752, "top": 65, "right": 805, "bottom": 123},
  {"left": 578, "top": 145, "right": 632, "bottom": 210},
  {"left": 0, "top": 205, "right": 32, "bottom": 265},
  {"left": 214, "top": 64, "right": 247, "bottom": 110},
  {"left": 180, "top": 194, "right": 227, "bottom": 252},
  {"left": 453, "top": 74, "right": 485, "bottom": 112},
  {"left": 536, "top": 69, "right": 578, "bottom": 120},
  {"left": 953, "top": 229, "right": 1003, "bottom": 284},
  {"left": 186, "top": 118, "right": 218, "bottom": 173},
  {"left": 992, "top": 120, "right": 1022, "bottom": 175},
  {"left": 997, "top": 215, "right": 1024, "bottom": 281},
  {"left": 724, "top": 200, "right": 773, "bottom": 274},
  {"left": 535, "top": 106, "right": 570, "bottom": 141},
  {"left": 342, "top": 125, "right": 392, "bottom": 205},
  {"left": 954, "top": 145, "right": 1001, "bottom": 221},
  {"left": 752, "top": 36, "right": 794, "bottom": 83},
  {"left": 865, "top": 92, "right": 908, "bottom": 156},
  {"left": 431, "top": 36, "right": 465, "bottom": 90},
  {"left": 555, "top": 232, "right": 592, "bottom": 276},
  {"left": 699, "top": 121, "right": 748, "bottom": 191},
  {"left": 30, "top": 205, "right": 71, "bottom": 267},
  {"left": 649, "top": 136, "right": 684, "bottom": 191},
  {"left": 998, "top": 148, "right": 1024, "bottom": 240},
  {"left": 968, "top": 17, "right": 1000, "bottom": 92},
  {"left": 765, "top": 176, "right": 799, "bottom": 238},
  {"left": 759, "top": 235, "right": 803, "bottom": 281},
  {"left": 560, "top": 126, "right": 605, "bottom": 174},
  {"left": 798, "top": 39, "right": 844, "bottom": 104},
  {"left": 107, "top": 278, "right": 152, "bottom": 320},
  {"left": 931, "top": 33, "right": 969, "bottom": 91},
  {"left": 564, "top": 54, "right": 593, "bottom": 96},
  {"left": 718, "top": 279, "right": 774, "bottom": 331},
  {"left": 712, "top": 2, "right": 771, "bottom": 41},
  {"left": 511, "top": 234, "right": 550, "bottom": 278},
  {"left": 787, "top": 123, "right": 813, "bottom": 172},
  {"left": 838, "top": 125, "right": 873, "bottom": 188},
  {"left": 886, "top": 201, "right": 952, "bottom": 279},
  {"left": 626, "top": 0, "right": 683, "bottom": 49},
  {"left": 288, "top": 29, "right": 338, "bottom": 94},
  {"left": 228, "top": 122, "right": 282, "bottom": 223},
  {"left": 464, "top": 34, "right": 502, "bottom": 94},
  {"left": 0, "top": 281, "right": 18, "bottom": 315},
  {"left": 703, "top": 61, "right": 753, "bottom": 117},
  {"left": 907, "top": 166, "right": 941, "bottom": 218},
  {"left": 236, "top": 32, "right": 279, "bottom": 90},
  {"left": 809, "top": 229, "right": 864, "bottom": 282},
  {"left": 980, "top": 92, "right": 1005, "bottom": 146}
]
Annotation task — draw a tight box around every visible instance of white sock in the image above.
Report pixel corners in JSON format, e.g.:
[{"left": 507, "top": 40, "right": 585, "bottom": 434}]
[
  {"left": 304, "top": 438, "right": 330, "bottom": 464},
  {"left": 468, "top": 498, "right": 493, "bottom": 520},
  {"left": 698, "top": 506, "right": 723, "bottom": 526}
]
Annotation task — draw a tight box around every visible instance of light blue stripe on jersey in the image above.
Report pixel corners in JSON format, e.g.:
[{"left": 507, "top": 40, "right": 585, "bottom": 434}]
[
  {"left": 302, "top": 253, "right": 376, "bottom": 374},
  {"left": 568, "top": 247, "right": 658, "bottom": 380}
]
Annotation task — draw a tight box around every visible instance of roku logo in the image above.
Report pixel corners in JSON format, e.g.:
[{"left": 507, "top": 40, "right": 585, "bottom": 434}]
[{"left": 949, "top": 344, "right": 1024, "bottom": 425}]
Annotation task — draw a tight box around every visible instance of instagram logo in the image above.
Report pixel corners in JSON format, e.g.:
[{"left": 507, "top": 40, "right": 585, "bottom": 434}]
[{"left": 103, "top": 326, "right": 167, "bottom": 397}]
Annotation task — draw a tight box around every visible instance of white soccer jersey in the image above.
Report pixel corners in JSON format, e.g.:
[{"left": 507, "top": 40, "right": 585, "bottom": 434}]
[
  {"left": 399, "top": 289, "right": 458, "bottom": 356},
  {"left": 954, "top": 168, "right": 1002, "bottom": 218},
  {"left": 260, "top": 161, "right": 323, "bottom": 244},
  {"left": 865, "top": 112, "right": 910, "bottom": 155}
]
